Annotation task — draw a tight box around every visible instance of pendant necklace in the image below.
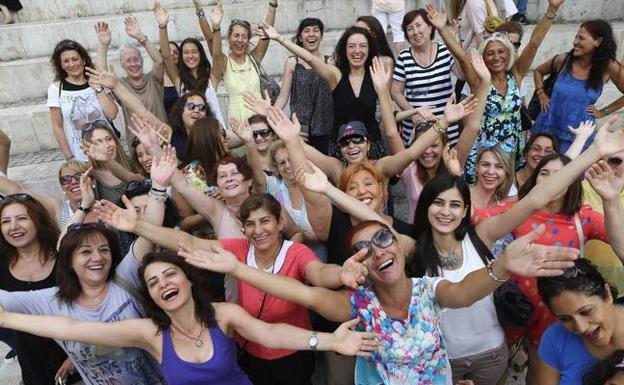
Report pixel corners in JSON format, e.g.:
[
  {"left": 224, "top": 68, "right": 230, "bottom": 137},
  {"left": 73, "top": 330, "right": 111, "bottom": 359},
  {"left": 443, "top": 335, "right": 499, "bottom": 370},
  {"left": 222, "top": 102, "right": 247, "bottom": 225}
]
[
  {"left": 172, "top": 324, "right": 204, "bottom": 348},
  {"left": 438, "top": 242, "right": 461, "bottom": 269}
]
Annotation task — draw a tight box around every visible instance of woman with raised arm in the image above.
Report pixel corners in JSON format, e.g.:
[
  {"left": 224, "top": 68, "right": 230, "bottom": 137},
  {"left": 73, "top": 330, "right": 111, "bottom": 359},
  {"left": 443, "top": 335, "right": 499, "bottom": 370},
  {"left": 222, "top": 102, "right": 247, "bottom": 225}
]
[
  {"left": 427, "top": 0, "right": 566, "bottom": 183},
  {"left": 178, "top": 217, "right": 578, "bottom": 384},
  {"left": 536, "top": 259, "right": 624, "bottom": 385},
  {"left": 0, "top": 195, "right": 79, "bottom": 385},
  {"left": 210, "top": 0, "right": 278, "bottom": 124},
  {"left": 0, "top": 250, "right": 378, "bottom": 385},
  {"left": 155, "top": 2, "right": 225, "bottom": 128},
  {"left": 271, "top": 17, "right": 334, "bottom": 155}
]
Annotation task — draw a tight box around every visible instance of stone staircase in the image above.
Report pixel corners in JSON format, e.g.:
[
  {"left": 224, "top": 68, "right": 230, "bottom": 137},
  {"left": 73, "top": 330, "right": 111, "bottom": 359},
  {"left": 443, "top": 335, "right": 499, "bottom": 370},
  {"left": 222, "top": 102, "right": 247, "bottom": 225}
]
[{"left": 0, "top": 0, "right": 623, "bottom": 156}]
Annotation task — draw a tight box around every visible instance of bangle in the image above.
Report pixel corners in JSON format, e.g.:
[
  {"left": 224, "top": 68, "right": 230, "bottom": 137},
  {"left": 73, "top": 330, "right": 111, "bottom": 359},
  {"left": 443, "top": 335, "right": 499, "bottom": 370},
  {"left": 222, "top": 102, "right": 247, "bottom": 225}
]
[
  {"left": 138, "top": 36, "right": 148, "bottom": 45},
  {"left": 148, "top": 190, "right": 167, "bottom": 202},
  {"left": 486, "top": 260, "right": 508, "bottom": 283},
  {"left": 545, "top": 12, "right": 556, "bottom": 20},
  {"left": 151, "top": 186, "right": 167, "bottom": 193},
  {"left": 432, "top": 121, "right": 446, "bottom": 136},
  {"left": 159, "top": 24, "right": 167, "bottom": 29},
  {"left": 196, "top": 8, "right": 205, "bottom": 17},
  {"left": 213, "top": 27, "right": 221, "bottom": 32},
  {"left": 269, "top": 2, "right": 278, "bottom": 8},
  {"left": 601, "top": 107, "right": 610, "bottom": 116}
]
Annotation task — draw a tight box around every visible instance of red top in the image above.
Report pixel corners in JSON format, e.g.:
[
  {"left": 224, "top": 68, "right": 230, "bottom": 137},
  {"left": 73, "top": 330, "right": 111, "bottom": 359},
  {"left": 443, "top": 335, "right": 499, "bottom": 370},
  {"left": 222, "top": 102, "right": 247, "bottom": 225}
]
[{"left": 220, "top": 238, "right": 318, "bottom": 360}]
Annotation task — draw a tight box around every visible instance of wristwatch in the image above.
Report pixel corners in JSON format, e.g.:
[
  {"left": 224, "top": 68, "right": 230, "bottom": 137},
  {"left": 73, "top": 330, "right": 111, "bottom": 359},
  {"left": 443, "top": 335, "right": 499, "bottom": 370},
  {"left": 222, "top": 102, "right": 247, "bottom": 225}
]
[
  {"left": 309, "top": 332, "right": 319, "bottom": 351},
  {"left": 78, "top": 203, "right": 91, "bottom": 213},
  {"left": 196, "top": 8, "right": 205, "bottom": 17}
]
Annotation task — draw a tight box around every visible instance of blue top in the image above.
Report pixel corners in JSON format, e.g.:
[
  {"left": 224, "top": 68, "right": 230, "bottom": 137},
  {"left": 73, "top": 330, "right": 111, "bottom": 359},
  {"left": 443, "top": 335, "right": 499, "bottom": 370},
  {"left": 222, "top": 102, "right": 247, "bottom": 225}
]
[
  {"left": 533, "top": 69, "right": 603, "bottom": 153},
  {"left": 538, "top": 322, "right": 598, "bottom": 385},
  {"left": 160, "top": 325, "right": 252, "bottom": 385}
]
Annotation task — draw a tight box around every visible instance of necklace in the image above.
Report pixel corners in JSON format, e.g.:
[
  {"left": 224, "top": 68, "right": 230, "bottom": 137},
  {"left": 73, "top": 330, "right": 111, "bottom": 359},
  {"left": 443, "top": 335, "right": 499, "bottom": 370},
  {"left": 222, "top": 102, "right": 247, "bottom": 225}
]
[
  {"left": 172, "top": 324, "right": 204, "bottom": 348},
  {"left": 438, "top": 242, "right": 461, "bottom": 269}
]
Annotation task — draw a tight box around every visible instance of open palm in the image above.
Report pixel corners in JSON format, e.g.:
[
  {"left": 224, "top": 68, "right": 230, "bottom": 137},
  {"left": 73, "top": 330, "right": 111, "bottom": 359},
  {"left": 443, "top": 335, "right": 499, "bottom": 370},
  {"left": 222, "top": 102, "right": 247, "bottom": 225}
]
[
  {"left": 178, "top": 243, "right": 238, "bottom": 274},
  {"left": 333, "top": 319, "right": 379, "bottom": 357},
  {"left": 294, "top": 163, "right": 329, "bottom": 194},
  {"left": 94, "top": 197, "right": 138, "bottom": 233}
]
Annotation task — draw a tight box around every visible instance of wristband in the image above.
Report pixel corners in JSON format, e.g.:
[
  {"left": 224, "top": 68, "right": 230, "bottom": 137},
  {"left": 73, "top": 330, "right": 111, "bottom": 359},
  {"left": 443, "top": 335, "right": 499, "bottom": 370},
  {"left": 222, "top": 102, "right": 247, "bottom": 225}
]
[
  {"left": 148, "top": 190, "right": 167, "bottom": 202},
  {"left": 138, "top": 36, "right": 148, "bottom": 45},
  {"left": 151, "top": 186, "right": 167, "bottom": 193},
  {"left": 601, "top": 107, "right": 610, "bottom": 116},
  {"left": 545, "top": 12, "right": 556, "bottom": 20},
  {"left": 486, "top": 260, "right": 508, "bottom": 283},
  {"left": 196, "top": 8, "right": 205, "bottom": 17}
]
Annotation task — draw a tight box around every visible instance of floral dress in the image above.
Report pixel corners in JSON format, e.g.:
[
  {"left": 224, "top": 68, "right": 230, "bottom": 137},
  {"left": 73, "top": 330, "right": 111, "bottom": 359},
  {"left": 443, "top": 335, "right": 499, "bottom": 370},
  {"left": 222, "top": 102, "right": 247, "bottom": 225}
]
[
  {"left": 349, "top": 277, "right": 451, "bottom": 385},
  {"left": 464, "top": 74, "right": 524, "bottom": 184}
]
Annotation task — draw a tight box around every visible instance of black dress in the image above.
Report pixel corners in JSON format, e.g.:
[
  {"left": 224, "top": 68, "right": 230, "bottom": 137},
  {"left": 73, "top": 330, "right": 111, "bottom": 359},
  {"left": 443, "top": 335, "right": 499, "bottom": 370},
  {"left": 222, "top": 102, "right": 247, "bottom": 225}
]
[
  {"left": 0, "top": 1, "right": 23, "bottom": 11},
  {"left": 332, "top": 71, "right": 386, "bottom": 159},
  {"left": 0, "top": 252, "right": 79, "bottom": 385}
]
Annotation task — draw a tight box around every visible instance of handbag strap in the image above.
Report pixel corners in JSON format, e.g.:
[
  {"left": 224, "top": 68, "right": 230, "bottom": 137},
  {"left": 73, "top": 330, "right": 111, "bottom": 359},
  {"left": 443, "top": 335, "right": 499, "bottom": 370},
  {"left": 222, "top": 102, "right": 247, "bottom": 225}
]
[
  {"left": 574, "top": 213, "right": 586, "bottom": 258},
  {"left": 467, "top": 226, "right": 496, "bottom": 266},
  {"left": 248, "top": 54, "right": 265, "bottom": 77}
]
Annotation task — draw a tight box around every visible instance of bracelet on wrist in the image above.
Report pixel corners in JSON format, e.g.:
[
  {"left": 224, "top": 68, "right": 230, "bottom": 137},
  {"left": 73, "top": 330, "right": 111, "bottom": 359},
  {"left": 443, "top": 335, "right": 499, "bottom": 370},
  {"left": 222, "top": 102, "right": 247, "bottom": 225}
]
[
  {"left": 269, "top": 2, "right": 278, "bottom": 8},
  {"left": 148, "top": 190, "right": 167, "bottom": 202},
  {"left": 151, "top": 186, "right": 167, "bottom": 193},
  {"left": 213, "top": 27, "right": 221, "bottom": 32},
  {"left": 78, "top": 203, "right": 92, "bottom": 213},
  {"left": 432, "top": 121, "right": 446, "bottom": 136},
  {"left": 159, "top": 24, "right": 167, "bottom": 29},
  {"left": 196, "top": 8, "right": 205, "bottom": 17},
  {"left": 545, "top": 12, "right": 556, "bottom": 20},
  {"left": 601, "top": 107, "right": 610, "bottom": 116},
  {"left": 486, "top": 260, "right": 508, "bottom": 283},
  {"left": 138, "top": 36, "right": 148, "bottom": 45}
]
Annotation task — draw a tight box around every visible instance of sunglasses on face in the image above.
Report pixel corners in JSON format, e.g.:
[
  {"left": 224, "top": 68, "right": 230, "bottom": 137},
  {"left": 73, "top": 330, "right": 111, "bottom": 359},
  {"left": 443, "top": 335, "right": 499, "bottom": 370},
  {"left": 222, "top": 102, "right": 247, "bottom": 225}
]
[
  {"left": 60, "top": 172, "right": 83, "bottom": 186},
  {"left": 339, "top": 136, "right": 367, "bottom": 148},
  {"left": 253, "top": 129, "right": 273, "bottom": 139},
  {"left": 352, "top": 228, "right": 395, "bottom": 259},
  {"left": 185, "top": 102, "right": 207, "bottom": 112}
]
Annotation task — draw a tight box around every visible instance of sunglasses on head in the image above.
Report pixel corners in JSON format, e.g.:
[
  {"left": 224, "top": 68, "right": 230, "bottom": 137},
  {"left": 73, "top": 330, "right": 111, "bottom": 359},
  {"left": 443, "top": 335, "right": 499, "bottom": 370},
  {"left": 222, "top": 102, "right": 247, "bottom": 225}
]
[
  {"left": 230, "top": 19, "right": 251, "bottom": 28},
  {"left": 478, "top": 140, "right": 515, "bottom": 154},
  {"left": 1, "top": 193, "right": 34, "bottom": 203},
  {"left": 559, "top": 264, "right": 587, "bottom": 280},
  {"left": 125, "top": 179, "right": 152, "bottom": 196},
  {"left": 352, "top": 228, "right": 395, "bottom": 259},
  {"left": 79, "top": 119, "right": 112, "bottom": 133},
  {"left": 339, "top": 136, "right": 367, "bottom": 148},
  {"left": 55, "top": 40, "right": 79, "bottom": 53},
  {"left": 253, "top": 129, "right": 273, "bottom": 139},
  {"left": 484, "top": 31, "right": 509, "bottom": 42},
  {"left": 185, "top": 102, "right": 207, "bottom": 112},
  {"left": 67, "top": 222, "right": 106, "bottom": 233},
  {"left": 60, "top": 172, "right": 83, "bottom": 186}
]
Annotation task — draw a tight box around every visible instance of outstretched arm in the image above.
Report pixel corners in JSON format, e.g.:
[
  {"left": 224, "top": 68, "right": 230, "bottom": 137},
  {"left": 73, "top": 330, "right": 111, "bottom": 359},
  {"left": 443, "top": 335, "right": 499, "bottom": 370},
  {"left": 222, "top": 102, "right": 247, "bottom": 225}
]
[
  {"left": 179, "top": 244, "right": 352, "bottom": 322},
  {"left": 564, "top": 120, "right": 595, "bottom": 159},
  {"left": 437, "top": 225, "right": 578, "bottom": 308},
  {"left": 124, "top": 16, "right": 164, "bottom": 81},
  {"left": 155, "top": 2, "right": 181, "bottom": 91},
  {"left": 192, "top": 0, "right": 215, "bottom": 56},
  {"left": 250, "top": 1, "right": 278, "bottom": 63},
  {"left": 94, "top": 21, "right": 111, "bottom": 72}
]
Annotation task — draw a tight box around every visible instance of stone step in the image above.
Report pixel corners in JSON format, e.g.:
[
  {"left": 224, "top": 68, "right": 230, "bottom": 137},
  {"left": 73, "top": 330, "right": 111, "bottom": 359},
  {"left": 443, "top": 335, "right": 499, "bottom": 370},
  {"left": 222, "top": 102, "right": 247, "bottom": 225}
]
[
  {"left": 3, "top": 21, "right": 624, "bottom": 107},
  {"left": 2, "top": 75, "right": 622, "bottom": 156},
  {"left": 0, "top": 0, "right": 370, "bottom": 62},
  {"left": 8, "top": 0, "right": 623, "bottom": 25}
]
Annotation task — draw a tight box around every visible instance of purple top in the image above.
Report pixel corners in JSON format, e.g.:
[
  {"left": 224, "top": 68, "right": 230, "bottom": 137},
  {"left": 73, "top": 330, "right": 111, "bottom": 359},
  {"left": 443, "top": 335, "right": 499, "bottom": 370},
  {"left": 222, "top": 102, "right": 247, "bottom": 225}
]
[{"left": 160, "top": 325, "right": 252, "bottom": 385}]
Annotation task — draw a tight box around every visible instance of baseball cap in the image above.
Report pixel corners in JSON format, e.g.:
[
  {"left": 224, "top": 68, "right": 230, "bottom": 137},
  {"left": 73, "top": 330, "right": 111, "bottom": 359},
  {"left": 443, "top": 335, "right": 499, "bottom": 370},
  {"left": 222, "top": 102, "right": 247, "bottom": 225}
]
[{"left": 337, "top": 121, "right": 367, "bottom": 142}]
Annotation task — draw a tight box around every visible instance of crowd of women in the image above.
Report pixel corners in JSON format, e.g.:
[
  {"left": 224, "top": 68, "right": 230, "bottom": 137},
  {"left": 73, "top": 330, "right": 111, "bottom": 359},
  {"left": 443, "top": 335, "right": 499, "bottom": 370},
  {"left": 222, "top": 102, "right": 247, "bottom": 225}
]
[{"left": 0, "top": 0, "right": 624, "bottom": 384}]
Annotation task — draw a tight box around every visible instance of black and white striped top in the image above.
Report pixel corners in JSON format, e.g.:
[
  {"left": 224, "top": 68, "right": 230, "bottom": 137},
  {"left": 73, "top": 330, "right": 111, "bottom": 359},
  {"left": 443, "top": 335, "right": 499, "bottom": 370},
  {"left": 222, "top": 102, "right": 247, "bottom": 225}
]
[{"left": 393, "top": 43, "right": 457, "bottom": 146}]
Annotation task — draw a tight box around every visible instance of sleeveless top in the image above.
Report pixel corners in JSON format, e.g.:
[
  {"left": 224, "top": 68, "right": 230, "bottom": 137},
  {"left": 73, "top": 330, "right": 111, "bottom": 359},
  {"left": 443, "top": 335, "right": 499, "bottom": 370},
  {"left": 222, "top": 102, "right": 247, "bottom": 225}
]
[
  {"left": 163, "top": 85, "right": 179, "bottom": 114},
  {"left": 223, "top": 55, "right": 261, "bottom": 123},
  {"left": 464, "top": 73, "right": 524, "bottom": 184},
  {"left": 290, "top": 57, "right": 333, "bottom": 137},
  {"left": 59, "top": 199, "right": 73, "bottom": 230},
  {"left": 213, "top": 206, "right": 243, "bottom": 304},
  {"left": 533, "top": 69, "right": 603, "bottom": 153},
  {"left": 160, "top": 325, "right": 252, "bottom": 385}
]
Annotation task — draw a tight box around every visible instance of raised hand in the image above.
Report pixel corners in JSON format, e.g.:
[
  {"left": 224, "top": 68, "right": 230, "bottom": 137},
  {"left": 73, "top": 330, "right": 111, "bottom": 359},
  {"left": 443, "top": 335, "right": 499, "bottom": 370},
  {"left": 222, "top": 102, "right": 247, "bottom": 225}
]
[
  {"left": 229, "top": 118, "right": 253, "bottom": 144},
  {"left": 424, "top": 3, "right": 448, "bottom": 30},
  {"left": 469, "top": 49, "right": 491, "bottom": 82},
  {"left": 500, "top": 224, "right": 579, "bottom": 277},
  {"left": 586, "top": 160, "right": 624, "bottom": 201},
  {"left": 442, "top": 144, "right": 462, "bottom": 175},
  {"left": 94, "top": 21, "right": 112, "bottom": 47},
  {"left": 211, "top": 3, "right": 224, "bottom": 27},
  {"left": 88, "top": 73, "right": 104, "bottom": 92},
  {"left": 154, "top": 1, "right": 169, "bottom": 28},
  {"left": 130, "top": 114, "right": 160, "bottom": 152},
  {"left": 444, "top": 93, "right": 477, "bottom": 124},
  {"left": 124, "top": 16, "right": 144, "bottom": 40},
  {"left": 266, "top": 107, "right": 300, "bottom": 143},
  {"left": 93, "top": 196, "right": 139, "bottom": 233},
  {"left": 332, "top": 318, "right": 379, "bottom": 357},
  {"left": 370, "top": 56, "right": 391, "bottom": 93},
  {"left": 85, "top": 66, "right": 118, "bottom": 89},
  {"left": 79, "top": 167, "right": 96, "bottom": 208},
  {"left": 593, "top": 117, "right": 624, "bottom": 158},
  {"left": 260, "top": 22, "right": 280, "bottom": 40},
  {"left": 81, "top": 139, "right": 109, "bottom": 162},
  {"left": 340, "top": 249, "right": 369, "bottom": 289},
  {"left": 243, "top": 90, "right": 271, "bottom": 116},
  {"left": 178, "top": 243, "right": 239, "bottom": 274},
  {"left": 569, "top": 120, "right": 596, "bottom": 138},
  {"left": 150, "top": 145, "right": 177, "bottom": 188},
  {"left": 548, "top": 0, "right": 565, "bottom": 9},
  {"left": 294, "top": 162, "right": 330, "bottom": 194}
]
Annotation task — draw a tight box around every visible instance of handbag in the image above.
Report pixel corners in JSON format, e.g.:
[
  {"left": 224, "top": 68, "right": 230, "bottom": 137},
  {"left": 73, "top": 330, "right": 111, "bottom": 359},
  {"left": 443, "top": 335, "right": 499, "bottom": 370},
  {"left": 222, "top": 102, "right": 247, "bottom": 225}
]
[
  {"left": 249, "top": 54, "right": 281, "bottom": 105},
  {"left": 527, "top": 52, "right": 571, "bottom": 120},
  {"left": 467, "top": 227, "right": 535, "bottom": 328},
  {"left": 484, "top": 0, "right": 505, "bottom": 33}
]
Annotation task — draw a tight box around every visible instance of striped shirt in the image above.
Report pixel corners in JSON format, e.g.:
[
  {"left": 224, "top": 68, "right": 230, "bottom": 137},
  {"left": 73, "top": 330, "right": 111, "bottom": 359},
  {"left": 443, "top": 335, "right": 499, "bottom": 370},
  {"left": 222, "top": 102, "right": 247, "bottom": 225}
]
[{"left": 393, "top": 43, "right": 458, "bottom": 146}]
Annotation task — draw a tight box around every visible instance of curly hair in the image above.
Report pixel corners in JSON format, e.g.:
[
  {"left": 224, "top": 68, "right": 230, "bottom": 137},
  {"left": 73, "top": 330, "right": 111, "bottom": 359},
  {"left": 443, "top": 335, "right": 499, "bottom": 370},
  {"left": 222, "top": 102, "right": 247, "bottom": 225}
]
[
  {"left": 169, "top": 91, "right": 211, "bottom": 135},
  {"left": 138, "top": 251, "right": 218, "bottom": 331},
  {"left": 334, "top": 27, "right": 379, "bottom": 75},
  {"left": 50, "top": 40, "right": 94, "bottom": 82},
  {"left": 357, "top": 15, "right": 395, "bottom": 60}
]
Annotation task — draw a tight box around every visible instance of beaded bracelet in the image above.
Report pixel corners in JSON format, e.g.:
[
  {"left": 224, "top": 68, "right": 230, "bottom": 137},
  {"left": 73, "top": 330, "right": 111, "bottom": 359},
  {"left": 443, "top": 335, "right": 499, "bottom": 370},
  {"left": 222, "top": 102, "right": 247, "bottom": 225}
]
[{"left": 486, "top": 260, "right": 508, "bottom": 283}]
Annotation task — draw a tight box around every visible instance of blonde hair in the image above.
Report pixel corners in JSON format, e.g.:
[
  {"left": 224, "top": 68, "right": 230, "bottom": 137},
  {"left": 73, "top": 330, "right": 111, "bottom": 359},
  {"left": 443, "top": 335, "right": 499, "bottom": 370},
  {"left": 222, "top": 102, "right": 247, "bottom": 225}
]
[
  {"left": 269, "top": 140, "right": 287, "bottom": 180},
  {"left": 58, "top": 160, "right": 90, "bottom": 182},
  {"left": 476, "top": 144, "right": 515, "bottom": 200},
  {"left": 478, "top": 36, "right": 518, "bottom": 71}
]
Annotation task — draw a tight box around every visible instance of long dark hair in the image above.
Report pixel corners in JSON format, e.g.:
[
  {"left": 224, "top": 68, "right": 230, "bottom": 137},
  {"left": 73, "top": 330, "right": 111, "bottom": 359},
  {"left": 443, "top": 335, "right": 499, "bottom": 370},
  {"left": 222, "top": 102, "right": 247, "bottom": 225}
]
[
  {"left": 56, "top": 226, "right": 122, "bottom": 304},
  {"left": 537, "top": 259, "right": 618, "bottom": 309},
  {"left": 523, "top": 132, "right": 560, "bottom": 157},
  {"left": 518, "top": 153, "right": 583, "bottom": 215},
  {"left": 138, "top": 251, "right": 217, "bottom": 331},
  {"left": 572, "top": 20, "right": 617, "bottom": 90},
  {"left": 407, "top": 175, "right": 472, "bottom": 277},
  {"left": 357, "top": 16, "right": 395, "bottom": 60},
  {"left": 0, "top": 195, "right": 59, "bottom": 267},
  {"left": 334, "top": 27, "right": 379, "bottom": 75},
  {"left": 50, "top": 39, "right": 94, "bottom": 82},
  {"left": 583, "top": 350, "right": 624, "bottom": 385},
  {"left": 295, "top": 18, "right": 325, "bottom": 46},
  {"left": 179, "top": 38, "right": 212, "bottom": 94},
  {"left": 187, "top": 117, "right": 228, "bottom": 184},
  {"left": 169, "top": 91, "right": 211, "bottom": 135}
]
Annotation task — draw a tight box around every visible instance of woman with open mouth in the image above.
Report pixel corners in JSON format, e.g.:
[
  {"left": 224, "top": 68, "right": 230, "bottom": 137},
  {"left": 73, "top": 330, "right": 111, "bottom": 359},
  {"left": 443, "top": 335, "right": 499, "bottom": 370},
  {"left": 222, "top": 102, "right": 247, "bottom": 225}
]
[
  {"left": 536, "top": 259, "right": 624, "bottom": 385},
  {"left": 0, "top": 250, "right": 378, "bottom": 385}
]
